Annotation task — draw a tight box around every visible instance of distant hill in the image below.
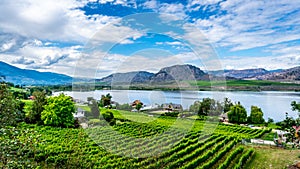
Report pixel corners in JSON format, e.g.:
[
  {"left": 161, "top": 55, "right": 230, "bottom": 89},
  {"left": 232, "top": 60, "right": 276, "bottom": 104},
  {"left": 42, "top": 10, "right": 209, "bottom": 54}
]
[
  {"left": 96, "top": 71, "right": 154, "bottom": 84},
  {"left": 256, "top": 66, "right": 300, "bottom": 81},
  {"left": 150, "top": 64, "right": 209, "bottom": 82},
  {"left": 0, "top": 61, "right": 72, "bottom": 85},
  {"left": 97, "top": 64, "right": 211, "bottom": 84},
  {"left": 208, "top": 68, "right": 269, "bottom": 79}
]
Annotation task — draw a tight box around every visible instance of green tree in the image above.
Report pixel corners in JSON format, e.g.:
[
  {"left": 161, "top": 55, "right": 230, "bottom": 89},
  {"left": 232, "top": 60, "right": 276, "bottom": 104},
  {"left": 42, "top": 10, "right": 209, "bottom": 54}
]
[
  {"left": 116, "top": 103, "right": 132, "bottom": 111},
  {"left": 41, "top": 93, "right": 75, "bottom": 127},
  {"left": 291, "top": 101, "right": 300, "bottom": 112},
  {"left": 136, "top": 103, "right": 143, "bottom": 112},
  {"left": 248, "top": 106, "right": 265, "bottom": 124},
  {"left": 26, "top": 91, "right": 47, "bottom": 124},
  {"left": 223, "top": 97, "right": 233, "bottom": 113},
  {"left": 99, "top": 93, "right": 112, "bottom": 107},
  {"left": 190, "top": 98, "right": 223, "bottom": 116},
  {"left": 0, "top": 84, "right": 18, "bottom": 127},
  {"left": 101, "top": 111, "right": 116, "bottom": 125},
  {"left": 228, "top": 103, "right": 247, "bottom": 124}
]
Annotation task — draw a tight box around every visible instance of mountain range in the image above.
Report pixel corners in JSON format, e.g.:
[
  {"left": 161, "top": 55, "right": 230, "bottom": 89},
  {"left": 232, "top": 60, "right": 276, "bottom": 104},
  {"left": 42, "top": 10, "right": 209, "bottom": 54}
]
[
  {"left": 0, "top": 61, "right": 72, "bottom": 85},
  {"left": 0, "top": 61, "right": 299, "bottom": 85}
]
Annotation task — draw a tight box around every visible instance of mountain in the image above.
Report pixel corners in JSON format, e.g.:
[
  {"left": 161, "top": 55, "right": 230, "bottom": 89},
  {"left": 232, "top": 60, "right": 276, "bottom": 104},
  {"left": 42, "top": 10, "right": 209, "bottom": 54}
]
[
  {"left": 97, "top": 71, "right": 154, "bottom": 84},
  {"left": 0, "top": 61, "right": 72, "bottom": 85},
  {"left": 209, "top": 68, "right": 269, "bottom": 79},
  {"left": 151, "top": 64, "right": 209, "bottom": 82},
  {"left": 256, "top": 66, "right": 300, "bottom": 81},
  {"left": 97, "top": 64, "right": 210, "bottom": 84}
]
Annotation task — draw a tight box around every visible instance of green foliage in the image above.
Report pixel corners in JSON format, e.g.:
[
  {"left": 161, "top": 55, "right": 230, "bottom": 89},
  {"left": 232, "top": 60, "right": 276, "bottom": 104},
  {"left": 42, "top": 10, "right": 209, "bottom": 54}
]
[
  {"left": 291, "top": 101, "right": 300, "bottom": 112},
  {"left": 116, "top": 103, "right": 132, "bottom": 111},
  {"left": 41, "top": 94, "right": 75, "bottom": 127},
  {"left": 26, "top": 91, "right": 47, "bottom": 124},
  {"left": 101, "top": 111, "right": 115, "bottom": 125},
  {"left": 99, "top": 93, "right": 112, "bottom": 107},
  {"left": 29, "top": 87, "right": 52, "bottom": 96},
  {"left": 190, "top": 98, "right": 223, "bottom": 116},
  {"left": 223, "top": 97, "right": 233, "bottom": 113},
  {"left": 88, "top": 118, "right": 100, "bottom": 126},
  {"left": 0, "top": 116, "right": 263, "bottom": 168},
  {"left": 248, "top": 106, "right": 265, "bottom": 124},
  {"left": 0, "top": 84, "right": 18, "bottom": 127},
  {"left": 267, "top": 117, "right": 274, "bottom": 123},
  {"left": 135, "top": 103, "right": 142, "bottom": 112},
  {"left": 228, "top": 103, "right": 247, "bottom": 124}
]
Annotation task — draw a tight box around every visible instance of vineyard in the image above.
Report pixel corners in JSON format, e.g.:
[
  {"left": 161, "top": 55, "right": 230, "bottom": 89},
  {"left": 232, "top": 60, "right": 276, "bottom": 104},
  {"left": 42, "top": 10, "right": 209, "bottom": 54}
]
[{"left": 0, "top": 114, "right": 269, "bottom": 168}]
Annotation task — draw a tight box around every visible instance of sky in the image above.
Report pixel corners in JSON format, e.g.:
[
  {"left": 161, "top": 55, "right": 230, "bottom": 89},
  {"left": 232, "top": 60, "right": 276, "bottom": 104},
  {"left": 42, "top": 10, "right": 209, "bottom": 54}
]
[{"left": 0, "top": 0, "right": 300, "bottom": 78}]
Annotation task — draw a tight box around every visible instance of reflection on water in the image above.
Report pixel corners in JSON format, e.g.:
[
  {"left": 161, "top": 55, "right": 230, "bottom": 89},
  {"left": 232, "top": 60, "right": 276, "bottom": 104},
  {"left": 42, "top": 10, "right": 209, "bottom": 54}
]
[{"left": 54, "top": 90, "right": 300, "bottom": 122}]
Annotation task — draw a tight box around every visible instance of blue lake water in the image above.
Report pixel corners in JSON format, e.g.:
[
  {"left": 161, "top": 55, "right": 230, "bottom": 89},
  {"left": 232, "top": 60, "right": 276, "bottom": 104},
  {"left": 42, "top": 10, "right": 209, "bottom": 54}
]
[{"left": 55, "top": 90, "right": 300, "bottom": 122}]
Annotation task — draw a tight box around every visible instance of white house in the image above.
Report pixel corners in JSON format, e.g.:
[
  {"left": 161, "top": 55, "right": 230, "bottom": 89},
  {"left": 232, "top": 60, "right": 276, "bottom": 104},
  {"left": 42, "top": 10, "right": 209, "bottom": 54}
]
[{"left": 74, "top": 108, "right": 85, "bottom": 118}]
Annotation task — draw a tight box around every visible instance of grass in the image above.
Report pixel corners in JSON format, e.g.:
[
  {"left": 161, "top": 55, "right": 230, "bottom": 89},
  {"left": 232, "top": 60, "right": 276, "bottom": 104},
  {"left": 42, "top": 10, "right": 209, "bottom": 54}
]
[
  {"left": 261, "top": 132, "right": 276, "bottom": 141},
  {"left": 9, "top": 87, "right": 27, "bottom": 92},
  {"left": 76, "top": 104, "right": 91, "bottom": 112},
  {"left": 245, "top": 145, "right": 300, "bottom": 169}
]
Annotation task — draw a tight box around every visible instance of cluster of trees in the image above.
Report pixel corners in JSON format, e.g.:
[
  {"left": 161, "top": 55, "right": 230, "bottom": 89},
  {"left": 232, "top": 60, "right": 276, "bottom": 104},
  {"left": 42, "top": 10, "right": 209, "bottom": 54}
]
[
  {"left": 0, "top": 84, "right": 25, "bottom": 127},
  {"left": 189, "top": 97, "right": 265, "bottom": 124},
  {"left": 86, "top": 93, "right": 116, "bottom": 126},
  {"left": 276, "top": 101, "right": 300, "bottom": 142},
  {"left": 189, "top": 98, "right": 233, "bottom": 116},
  {"left": 0, "top": 83, "right": 77, "bottom": 128}
]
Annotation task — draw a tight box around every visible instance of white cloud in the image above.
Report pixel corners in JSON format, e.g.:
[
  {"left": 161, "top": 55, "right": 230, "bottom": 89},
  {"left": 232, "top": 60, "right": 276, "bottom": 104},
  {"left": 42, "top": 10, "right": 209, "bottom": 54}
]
[
  {"left": 0, "top": 0, "right": 126, "bottom": 43},
  {"left": 159, "top": 3, "right": 187, "bottom": 21},
  {"left": 0, "top": 39, "right": 16, "bottom": 52},
  {"left": 142, "top": 0, "right": 159, "bottom": 10},
  {"left": 213, "top": 55, "right": 300, "bottom": 71},
  {"left": 194, "top": 0, "right": 300, "bottom": 51}
]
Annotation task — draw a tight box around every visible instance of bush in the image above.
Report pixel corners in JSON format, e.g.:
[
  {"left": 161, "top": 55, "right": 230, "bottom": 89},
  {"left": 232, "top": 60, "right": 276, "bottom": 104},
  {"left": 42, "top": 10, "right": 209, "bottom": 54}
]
[
  {"left": 100, "top": 111, "right": 116, "bottom": 126},
  {"left": 41, "top": 94, "right": 75, "bottom": 128}
]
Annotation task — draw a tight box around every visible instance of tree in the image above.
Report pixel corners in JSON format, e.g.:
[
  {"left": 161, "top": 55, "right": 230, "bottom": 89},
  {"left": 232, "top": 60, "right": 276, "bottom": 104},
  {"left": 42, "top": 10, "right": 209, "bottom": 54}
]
[
  {"left": 26, "top": 91, "right": 47, "bottom": 124},
  {"left": 41, "top": 93, "right": 75, "bottom": 127},
  {"left": 190, "top": 98, "right": 223, "bottom": 116},
  {"left": 223, "top": 97, "right": 233, "bottom": 113},
  {"left": 101, "top": 110, "right": 116, "bottom": 125},
  {"left": 99, "top": 93, "right": 112, "bottom": 107},
  {"left": 228, "top": 103, "right": 247, "bottom": 124},
  {"left": 291, "top": 101, "right": 300, "bottom": 112},
  {"left": 136, "top": 103, "right": 143, "bottom": 112},
  {"left": 267, "top": 118, "right": 274, "bottom": 123},
  {"left": 248, "top": 106, "right": 265, "bottom": 124},
  {"left": 0, "top": 84, "right": 18, "bottom": 127},
  {"left": 89, "top": 99, "right": 100, "bottom": 118},
  {"left": 116, "top": 103, "right": 132, "bottom": 111}
]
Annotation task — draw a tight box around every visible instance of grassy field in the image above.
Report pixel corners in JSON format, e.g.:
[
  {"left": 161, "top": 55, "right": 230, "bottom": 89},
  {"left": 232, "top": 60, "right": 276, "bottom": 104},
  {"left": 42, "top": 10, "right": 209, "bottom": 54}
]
[{"left": 245, "top": 145, "right": 300, "bottom": 169}]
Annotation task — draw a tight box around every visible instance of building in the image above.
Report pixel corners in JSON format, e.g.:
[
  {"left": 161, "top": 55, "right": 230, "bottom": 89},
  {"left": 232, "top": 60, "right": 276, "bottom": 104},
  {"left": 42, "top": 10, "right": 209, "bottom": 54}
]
[
  {"left": 74, "top": 108, "right": 85, "bottom": 118},
  {"left": 162, "top": 103, "right": 183, "bottom": 112}
]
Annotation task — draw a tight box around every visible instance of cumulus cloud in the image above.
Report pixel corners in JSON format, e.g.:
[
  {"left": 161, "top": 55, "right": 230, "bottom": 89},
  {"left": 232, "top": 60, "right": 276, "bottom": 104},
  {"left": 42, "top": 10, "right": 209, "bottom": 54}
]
[{"left": 193, "top": 0, "right": 300, "bottom": 51}]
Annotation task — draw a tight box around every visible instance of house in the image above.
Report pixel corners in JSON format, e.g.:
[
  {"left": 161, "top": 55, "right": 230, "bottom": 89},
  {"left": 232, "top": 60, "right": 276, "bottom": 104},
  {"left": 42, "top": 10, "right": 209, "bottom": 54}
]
[
  {"left": 140, "top": 104, "right": 159, "bottom": 111},
  {"left": 219, "top": 113, "right": 229, "bottom": 122},
  {"left": 162, "top": 103, "right": 183, "bottom": 112},
  {"left": 131, "top": 100, "right": 143, "bottom": 108},
  {"left": 74, "top": 108, "right": 85, "bottom": 118}
]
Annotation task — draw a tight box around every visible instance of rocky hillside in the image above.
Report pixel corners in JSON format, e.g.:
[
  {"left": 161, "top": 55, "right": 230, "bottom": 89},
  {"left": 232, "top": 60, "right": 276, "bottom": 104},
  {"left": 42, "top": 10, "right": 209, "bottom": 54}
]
[
  {"left": 209, "top": 68, "right": 269, "bottom": 79},
  {"left": 256, "top": 66, "right": 300, "bottom": 81},
  {"left": 97, "top": 71, "right": 154, "bottom": 84},
  {"left": 151, "top": 64, "right": 209, "bottom": 82}
]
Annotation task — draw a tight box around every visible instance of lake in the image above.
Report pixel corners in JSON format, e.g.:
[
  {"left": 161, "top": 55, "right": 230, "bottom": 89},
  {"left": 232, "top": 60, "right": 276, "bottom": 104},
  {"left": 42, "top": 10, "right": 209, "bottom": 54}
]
[{"left": 54, "top": 90, "right": 300, "bottom": 122}]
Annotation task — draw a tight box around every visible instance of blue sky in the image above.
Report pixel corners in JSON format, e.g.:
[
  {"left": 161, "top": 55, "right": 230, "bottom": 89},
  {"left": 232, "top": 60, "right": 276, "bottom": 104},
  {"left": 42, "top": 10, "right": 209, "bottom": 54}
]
[{"left": 0, "top": 0, "right": 299, "bottom": 78}]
